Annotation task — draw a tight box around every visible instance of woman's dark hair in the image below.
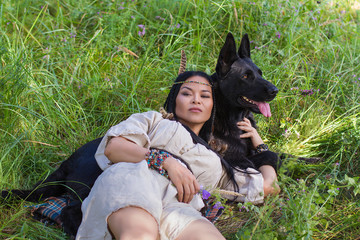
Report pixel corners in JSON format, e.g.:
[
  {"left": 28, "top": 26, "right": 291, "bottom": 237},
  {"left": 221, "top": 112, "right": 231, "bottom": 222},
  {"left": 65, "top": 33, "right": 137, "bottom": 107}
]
[{"left": 163, "top": 71, "right": 239, "bottom": 194}]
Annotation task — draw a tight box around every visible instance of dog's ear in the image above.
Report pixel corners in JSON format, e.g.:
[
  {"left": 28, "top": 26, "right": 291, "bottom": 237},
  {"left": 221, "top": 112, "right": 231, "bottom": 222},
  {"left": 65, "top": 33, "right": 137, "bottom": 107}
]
[
  {"left": 239, "top": 33, "right": 251, "bottom": 59},
  {"left": 216, "top": 32, "right": 238, "bottom": 77}
]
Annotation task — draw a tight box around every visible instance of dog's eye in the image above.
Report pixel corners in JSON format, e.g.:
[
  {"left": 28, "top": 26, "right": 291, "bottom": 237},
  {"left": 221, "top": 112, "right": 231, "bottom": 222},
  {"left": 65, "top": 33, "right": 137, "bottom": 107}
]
[{"left": 243, "top": 74, "right": 248, "bottom": 79}]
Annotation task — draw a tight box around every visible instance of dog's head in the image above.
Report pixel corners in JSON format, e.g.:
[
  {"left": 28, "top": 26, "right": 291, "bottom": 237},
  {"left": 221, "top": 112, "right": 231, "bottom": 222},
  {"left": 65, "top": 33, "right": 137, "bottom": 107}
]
[{"left": 215, "top": 33, "right": 278, "bottom": 117}]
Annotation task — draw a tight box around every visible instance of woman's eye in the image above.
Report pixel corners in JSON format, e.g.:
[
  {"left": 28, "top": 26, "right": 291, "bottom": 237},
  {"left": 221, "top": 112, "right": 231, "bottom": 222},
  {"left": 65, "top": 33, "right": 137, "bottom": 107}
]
[
  {"left": 201, "top": 95, "right": 211, "bottom": 98},
  {"left": 181, "top": 92, "right": 191, "bottom": 96}
]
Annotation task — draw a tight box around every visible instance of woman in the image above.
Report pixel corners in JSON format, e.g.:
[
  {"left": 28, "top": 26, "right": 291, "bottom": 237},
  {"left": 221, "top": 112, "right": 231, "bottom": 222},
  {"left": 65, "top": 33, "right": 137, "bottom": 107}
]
[{"left": 76, "top": 71, "right": 278, "bottom": 240}]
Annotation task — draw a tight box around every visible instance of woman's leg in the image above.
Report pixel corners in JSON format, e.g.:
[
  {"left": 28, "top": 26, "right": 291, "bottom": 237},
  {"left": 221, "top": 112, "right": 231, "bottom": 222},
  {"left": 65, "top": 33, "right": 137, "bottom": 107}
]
[
  {"left": 259, "top": 165, "right": 280, "bottom": 196},
  {"left": 108, "top": 206, "right": 159, "bottom": 240},
  {"left": 176, "top": 219, "right": 225, "bottom": 240}
]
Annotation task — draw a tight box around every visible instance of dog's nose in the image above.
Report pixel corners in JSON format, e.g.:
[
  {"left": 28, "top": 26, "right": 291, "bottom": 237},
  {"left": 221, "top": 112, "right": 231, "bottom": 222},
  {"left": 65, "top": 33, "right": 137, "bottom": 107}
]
[{"left": 267, "top": 86, "right": 279, "bottom": 97}]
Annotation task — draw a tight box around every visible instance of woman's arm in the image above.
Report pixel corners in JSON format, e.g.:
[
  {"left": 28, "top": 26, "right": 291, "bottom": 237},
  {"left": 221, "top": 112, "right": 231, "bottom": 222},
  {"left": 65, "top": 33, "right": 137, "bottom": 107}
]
[
  {"left": 105, "top": 136, "right": 148, "bottom": 163},
  {"left": 105, "top": 136, "right": 200, "bottom": 203},
  {"left": 237, "top": 118, "right": 280, "bottom": 196}
]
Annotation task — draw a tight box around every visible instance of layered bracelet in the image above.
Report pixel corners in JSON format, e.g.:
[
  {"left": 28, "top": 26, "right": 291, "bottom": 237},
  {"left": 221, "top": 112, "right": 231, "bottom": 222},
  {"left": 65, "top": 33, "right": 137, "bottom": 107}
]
[
  {"left": 145, "top": 149, "right": 170, "bottom": 178},
  {"left": 255, "top": 143, "right": 269, "bottom": 154}
]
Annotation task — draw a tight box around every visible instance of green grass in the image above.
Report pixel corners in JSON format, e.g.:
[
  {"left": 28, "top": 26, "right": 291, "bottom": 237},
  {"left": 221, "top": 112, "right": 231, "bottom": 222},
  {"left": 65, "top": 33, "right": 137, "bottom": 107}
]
[{"left": 1, "top": 0, "right": 359, "bottom": 239}]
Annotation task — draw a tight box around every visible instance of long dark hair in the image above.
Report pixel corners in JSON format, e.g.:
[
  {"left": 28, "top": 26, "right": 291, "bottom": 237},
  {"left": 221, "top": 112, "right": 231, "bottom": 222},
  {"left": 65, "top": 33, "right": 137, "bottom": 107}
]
[{"left": 163, "top": 71, "right": 239, "bottom": 193}]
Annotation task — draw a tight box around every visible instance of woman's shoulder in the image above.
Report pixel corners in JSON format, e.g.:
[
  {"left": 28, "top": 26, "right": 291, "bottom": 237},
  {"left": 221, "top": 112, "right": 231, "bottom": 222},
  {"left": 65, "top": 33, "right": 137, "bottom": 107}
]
[{"left": 124, "top": 110, "right": 164, "bottom": 124}]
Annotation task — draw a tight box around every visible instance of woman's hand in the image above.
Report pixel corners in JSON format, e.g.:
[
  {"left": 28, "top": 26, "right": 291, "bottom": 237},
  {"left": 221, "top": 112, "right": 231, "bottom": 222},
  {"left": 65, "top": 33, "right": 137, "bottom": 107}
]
[
  {"left": 162, "top": 157, "right": 200, "bottom": 203},
  {"left": 237, "top": 117, "right": 264, "bottom": 149}
]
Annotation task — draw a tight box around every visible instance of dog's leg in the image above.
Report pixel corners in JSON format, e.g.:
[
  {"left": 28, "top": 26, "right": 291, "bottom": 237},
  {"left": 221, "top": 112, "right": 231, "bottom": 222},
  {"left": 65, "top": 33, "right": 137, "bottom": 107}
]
[
  {"left": 61, "top": 200, "right": 83, "bottom": 238},
  {"left": 1, "top": 161, "right": 69, "bottom": 202}
]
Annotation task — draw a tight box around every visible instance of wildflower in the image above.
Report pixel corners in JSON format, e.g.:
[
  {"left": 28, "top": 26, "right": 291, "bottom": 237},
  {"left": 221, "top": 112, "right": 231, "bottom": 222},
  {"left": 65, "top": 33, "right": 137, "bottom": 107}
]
[
  {"left": 155, "top": 16, "right": 165, "bottom": 20},
  {"left": 201, "top": 189, "right": 211, "bottom": 200},
  {"left": 105, "top": 78, "right": 110, "bottom": 82},
  {"left": 176, "top": 23, "right": 181, "bottom": 28},
  {"left": 7, "top": 22, "right": 10, "bottom": 25},
  {"left": 43, "top": 55, "right": 49, "bottom": 59},
  {"left": 70, "top": 33, "right": 76, "bottom": 38},
  {"left": 119, "top": 6, "right": 124, "bottom": 9},
  {"left": 62, "top": 37, "right": 67, "bottom": 42},
  {"left": 213, "top": 202, "right": 224, "bottom": 210},
  {"left": 276, "top": 32, "right": 281, "bottom": 39},
  {"left": 138, "top": 25, "right": 146, "bottom": 37},
  {"left": 335, "top": 162, "right": 340, "bottom": 166},
  {"left": 263, "top": 23, "right": 268, "bottom": 26}
]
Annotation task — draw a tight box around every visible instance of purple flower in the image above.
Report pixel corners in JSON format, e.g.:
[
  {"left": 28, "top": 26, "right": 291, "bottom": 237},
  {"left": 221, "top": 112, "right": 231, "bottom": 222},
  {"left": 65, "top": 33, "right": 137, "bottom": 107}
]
[
  {"left": 335, "top": 162, "right": 340, "bottom": 166},
  {"left": 276, "top": 32, "right": 281, "bottom": 39},
  {"left": 213, "top": 202, "right": 224, "bottom": 210},
  {"left": 138, "top": 25, "right": 145, "bottom": 29},
  {"left": 138, "top": 29, "right": 145, "bottom": 37},
  {"left": 201, "top": 189, "right": 211, "bottom": 200},
  {"left": 155, "top": 16, "right": 165, "bottom": 20},
  {"left": 176, "top": 23, "right": 181, "bottom": 28},
  {"left": 119, "top": 6, "right": 124, "bottom": 10}
]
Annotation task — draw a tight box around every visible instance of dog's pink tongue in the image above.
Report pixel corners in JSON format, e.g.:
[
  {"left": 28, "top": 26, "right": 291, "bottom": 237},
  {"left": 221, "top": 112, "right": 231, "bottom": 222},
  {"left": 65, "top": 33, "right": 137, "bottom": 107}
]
[{"left": 254, "top": 101, "right": 271, "bottom": 117}]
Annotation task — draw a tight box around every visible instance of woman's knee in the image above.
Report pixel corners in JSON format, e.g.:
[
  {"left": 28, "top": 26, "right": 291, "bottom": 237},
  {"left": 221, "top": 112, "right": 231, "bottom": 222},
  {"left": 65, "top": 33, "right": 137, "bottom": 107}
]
[
  {"left": 176, "top": 219, "right": 225, "bottom": 240},
  {"left": 108, "top": 206, "right": 159, "bottom": 240}
]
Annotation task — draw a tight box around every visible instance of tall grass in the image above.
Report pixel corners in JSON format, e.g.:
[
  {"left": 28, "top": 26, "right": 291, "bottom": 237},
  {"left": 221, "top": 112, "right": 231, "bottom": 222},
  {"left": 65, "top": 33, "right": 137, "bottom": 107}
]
[{"left": 1, "top": 0, "right": 359, "bottom": 239}]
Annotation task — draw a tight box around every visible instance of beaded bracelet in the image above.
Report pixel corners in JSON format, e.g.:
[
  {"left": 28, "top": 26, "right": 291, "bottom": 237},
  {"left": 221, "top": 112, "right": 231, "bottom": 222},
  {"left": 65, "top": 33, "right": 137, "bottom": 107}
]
[
  {"left": 255, "top": 143, "right": 269, "bottom": 154},
  {"left": 145, "top": 149, "right": 170, "bottom": 178}
]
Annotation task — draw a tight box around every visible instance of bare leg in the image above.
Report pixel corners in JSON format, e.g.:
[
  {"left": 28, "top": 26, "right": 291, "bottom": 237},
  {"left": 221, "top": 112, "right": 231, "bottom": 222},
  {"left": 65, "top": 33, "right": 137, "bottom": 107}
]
[
  {"left": 259, "top": 165, "right": 280, "bottom": 196},
  {"left": 108, "top": 206, "right": 159, "bottom": 240},
  {"left": 176, "top": 219, "right": 225, "bottom": 240}
]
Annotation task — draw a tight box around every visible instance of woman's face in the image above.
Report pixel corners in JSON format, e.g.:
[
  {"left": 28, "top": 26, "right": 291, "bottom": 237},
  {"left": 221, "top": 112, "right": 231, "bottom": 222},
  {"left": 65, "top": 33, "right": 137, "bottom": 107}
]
[{"left": 175, "top": 75, "right": 213, "bottom": 135}]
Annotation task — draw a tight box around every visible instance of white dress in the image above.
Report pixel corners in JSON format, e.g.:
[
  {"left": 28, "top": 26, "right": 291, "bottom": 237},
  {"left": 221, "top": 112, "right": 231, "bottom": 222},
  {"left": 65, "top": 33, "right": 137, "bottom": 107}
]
[{"left": 75, "top": 111, "right": 264, "bottom": 240}]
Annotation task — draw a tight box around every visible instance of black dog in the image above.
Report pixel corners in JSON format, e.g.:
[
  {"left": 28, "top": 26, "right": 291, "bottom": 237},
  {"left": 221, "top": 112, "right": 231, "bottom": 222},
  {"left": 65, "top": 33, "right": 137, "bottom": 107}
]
[
  {"left": 210, "top": 33, "right": 279, "bottom": 171},
  {"left": 1, "top": 33, "right": 278, "bottom": 238}
]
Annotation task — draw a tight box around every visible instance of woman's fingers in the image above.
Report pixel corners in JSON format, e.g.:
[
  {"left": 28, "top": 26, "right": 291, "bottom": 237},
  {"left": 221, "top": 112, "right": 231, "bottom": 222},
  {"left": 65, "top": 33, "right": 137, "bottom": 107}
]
[
  {"left": 164, "top": 157, "right": 199, "bottom": 203},
  {"left": 239, "top": 132, "right": 252, "bottom": 138}
]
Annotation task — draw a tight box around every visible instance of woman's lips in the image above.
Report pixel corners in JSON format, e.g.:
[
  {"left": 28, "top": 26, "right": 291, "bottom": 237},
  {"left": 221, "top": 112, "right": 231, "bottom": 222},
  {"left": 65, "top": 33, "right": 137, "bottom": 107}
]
[{"left": 189, "top": 107, "right": 202, "bottom": 112}]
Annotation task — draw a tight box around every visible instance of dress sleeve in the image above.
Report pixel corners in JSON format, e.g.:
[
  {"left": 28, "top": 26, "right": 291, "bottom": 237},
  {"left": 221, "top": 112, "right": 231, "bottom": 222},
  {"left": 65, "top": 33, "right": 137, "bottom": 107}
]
[
  {"left": 218, "top": 168, "right": 264, "bottom": 204},
  {"left": 95, "top": 111, "right": 162, "bottom": 170}
]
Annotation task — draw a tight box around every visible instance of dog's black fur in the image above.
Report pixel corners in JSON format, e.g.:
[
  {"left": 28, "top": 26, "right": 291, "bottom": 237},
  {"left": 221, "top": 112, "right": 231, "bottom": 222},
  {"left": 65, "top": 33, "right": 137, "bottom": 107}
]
[
  {"left": 1, "top": 33, "right": 279, "bottom": 238},
  {"left": 210, "top": 33, "right": 279, "bottom": 171}
]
